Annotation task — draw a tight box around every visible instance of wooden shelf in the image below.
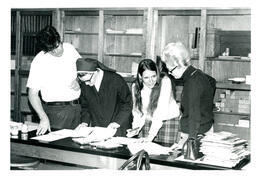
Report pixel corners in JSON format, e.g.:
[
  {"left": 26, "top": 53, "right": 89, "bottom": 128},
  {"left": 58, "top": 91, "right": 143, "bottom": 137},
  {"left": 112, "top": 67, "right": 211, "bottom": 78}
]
[
  {"left": 216, "top": 82, "right": 250, "bottom": 91},
  {"left": 79, "top": 52, "right": 98, "bottom": 56},
  {"left": 65, "top": 31, "right": 98, "bottom": 35},
  {"left": 106, "top": 32, "right": 143, "bottom": 36},
  {"left": 156, "top": 8, "right": 250, "bottom": 16},
  {"left": 207, "top": 58, "right": 251, "bottom": 62},
  {"left": 104, "top": 9, "right": 145, "bottom": 15},
  {"left": 105, "top": 53, "right": 142, "bottom": 57},
  {"left": 213, "top": 111, "right": 250, "bottom": 116}
]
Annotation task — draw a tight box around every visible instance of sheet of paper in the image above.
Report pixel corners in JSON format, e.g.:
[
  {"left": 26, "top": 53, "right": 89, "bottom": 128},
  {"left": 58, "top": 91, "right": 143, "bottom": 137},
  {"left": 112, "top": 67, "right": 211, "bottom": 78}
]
[
  {"left": 108, "top": 137, "right": 139, "bottom": 145},
  {"left": 127, "top": 142, "right": 173, "bottom": 155},
  {"left": 31, "top": 129, "right": 76, "bottom": 142}
]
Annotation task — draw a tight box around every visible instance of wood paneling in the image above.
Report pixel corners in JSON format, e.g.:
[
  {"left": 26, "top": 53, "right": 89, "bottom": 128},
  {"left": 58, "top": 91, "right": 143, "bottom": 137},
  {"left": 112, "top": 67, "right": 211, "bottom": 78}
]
[
  {"left": 208, "top": 60, "right": 250, "bottom": 81},
  {"left": 103, "top": 15, "right": 144, "bottom": 72},
  {"left": 64, "top": 15, "right": 99, "bottom": 58}
]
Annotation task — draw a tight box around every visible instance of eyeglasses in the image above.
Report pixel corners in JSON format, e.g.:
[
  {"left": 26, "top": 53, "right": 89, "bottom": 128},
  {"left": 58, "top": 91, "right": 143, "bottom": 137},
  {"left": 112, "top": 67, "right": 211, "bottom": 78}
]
[
  {"left": 77, "top": 72, "right": 94, "bottom": 82},
  {"left": 169, "top": 66, "right": 178, "bottom": 74},
  {"left": 77, "top": 72, "right": 88, "bottom": 77}
]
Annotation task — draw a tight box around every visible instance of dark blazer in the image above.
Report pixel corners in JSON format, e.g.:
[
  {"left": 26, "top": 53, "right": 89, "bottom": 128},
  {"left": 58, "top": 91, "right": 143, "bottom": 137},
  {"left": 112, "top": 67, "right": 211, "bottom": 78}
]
[
  {"left": 180, "top": 65, "right": 216, "bottom": 138},
  {"left": 79, "top": 70, "right": 133, "bottom": 137}
]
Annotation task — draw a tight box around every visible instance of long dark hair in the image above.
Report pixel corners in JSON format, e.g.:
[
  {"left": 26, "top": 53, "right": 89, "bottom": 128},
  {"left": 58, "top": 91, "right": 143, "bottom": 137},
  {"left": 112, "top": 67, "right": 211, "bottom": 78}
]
[
  {"left": 134, "top": 59, "right": 161, "bottom": 116},
  {"left": 156, "top": 56, "right": 176, "bottom": 100}
]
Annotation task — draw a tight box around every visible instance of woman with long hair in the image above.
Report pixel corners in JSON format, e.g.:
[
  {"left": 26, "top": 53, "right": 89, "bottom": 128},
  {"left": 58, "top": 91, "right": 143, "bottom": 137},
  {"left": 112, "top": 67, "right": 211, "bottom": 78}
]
[{"left": 127, "top": 58, "right": 180, "bottom": 147}]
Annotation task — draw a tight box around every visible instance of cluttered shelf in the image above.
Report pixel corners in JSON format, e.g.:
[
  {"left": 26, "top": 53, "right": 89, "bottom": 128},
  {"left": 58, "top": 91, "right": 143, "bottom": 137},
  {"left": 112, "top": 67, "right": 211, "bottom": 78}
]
[
  {"left": 206, "top": 56, "right": 251, "bottom": 62},
  {"left": 216, "top": 82, "right": 250, "bottom": 91},
  {"left": 213, "top": 111, "right": 250, "bottom": 116}
]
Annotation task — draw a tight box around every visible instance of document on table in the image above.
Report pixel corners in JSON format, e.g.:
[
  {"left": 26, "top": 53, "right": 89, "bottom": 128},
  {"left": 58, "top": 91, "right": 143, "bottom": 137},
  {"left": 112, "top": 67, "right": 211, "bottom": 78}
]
[
  {"left": 31, "top": 129, "right": 93, "bottom": 142},
  {"left": 108, "top": 137, "right": 139, "bottom": 145}
]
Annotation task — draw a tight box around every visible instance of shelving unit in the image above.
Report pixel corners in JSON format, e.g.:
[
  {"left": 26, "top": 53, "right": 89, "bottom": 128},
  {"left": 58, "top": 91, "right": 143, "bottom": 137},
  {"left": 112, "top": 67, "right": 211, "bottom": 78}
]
[
  {"left": 102, "top": 9, "right": 147, "bottom": 73},
  {"left": 61, "top": 9, "right": 100, "bottom": 60},
  {"left": 216, "top": 82, "right": 250, "bottom": 91}
]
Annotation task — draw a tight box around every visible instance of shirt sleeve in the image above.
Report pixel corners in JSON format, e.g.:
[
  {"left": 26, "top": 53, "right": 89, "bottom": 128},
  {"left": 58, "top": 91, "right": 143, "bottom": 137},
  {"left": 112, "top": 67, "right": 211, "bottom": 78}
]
[
  {"left": 26, "top": 56, "right": 43, "bottom": 91},
  {"left": 66, "top": 43, "right": 82, "bottom": 62}
]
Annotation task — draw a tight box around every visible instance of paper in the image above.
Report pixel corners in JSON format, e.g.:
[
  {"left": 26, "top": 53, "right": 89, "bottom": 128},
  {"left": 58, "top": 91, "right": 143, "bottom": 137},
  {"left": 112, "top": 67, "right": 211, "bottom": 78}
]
[
  {"left": 72, "top": 127, "right": 117, "bottom": 145},
  {"left": 89, "top": 140, "right": 123, "bottom": 149},
  {"left": 30, "top": 128, "right": 94, "bottom": 142},
  {"left": 127, "top": 142, "right": 173, "bottom": 155},
  {"left": 31, "top": 129, "right": 75, "bottom": 142},
  {"left": 108, "top": 137, "right": 139, "bottom": 145}
]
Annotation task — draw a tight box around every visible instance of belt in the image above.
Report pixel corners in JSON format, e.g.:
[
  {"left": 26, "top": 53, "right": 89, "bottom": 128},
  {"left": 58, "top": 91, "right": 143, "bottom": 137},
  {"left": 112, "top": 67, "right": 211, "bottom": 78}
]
[{"left": 45, "top": 99, "right": 80, "bottom": 106}]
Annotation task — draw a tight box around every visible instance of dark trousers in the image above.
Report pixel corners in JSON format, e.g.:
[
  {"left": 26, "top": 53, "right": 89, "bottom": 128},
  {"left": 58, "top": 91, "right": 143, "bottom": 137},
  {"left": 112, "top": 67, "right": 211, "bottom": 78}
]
[{"left": 43, "top": 104, "right": 81, "bottom": 130}]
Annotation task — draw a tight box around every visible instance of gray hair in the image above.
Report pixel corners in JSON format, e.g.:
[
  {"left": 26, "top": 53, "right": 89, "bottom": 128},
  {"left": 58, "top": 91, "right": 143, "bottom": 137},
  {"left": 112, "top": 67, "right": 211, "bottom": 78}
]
[{"left": 161, "top": 42, "right": 191, "bottom": 67}]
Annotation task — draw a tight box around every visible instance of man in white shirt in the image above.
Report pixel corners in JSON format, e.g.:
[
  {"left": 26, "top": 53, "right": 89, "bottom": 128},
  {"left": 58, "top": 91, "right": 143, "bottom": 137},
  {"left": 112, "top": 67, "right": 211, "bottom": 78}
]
[{"left": 26, "top": 26, "right": 81, "bottom": 135}]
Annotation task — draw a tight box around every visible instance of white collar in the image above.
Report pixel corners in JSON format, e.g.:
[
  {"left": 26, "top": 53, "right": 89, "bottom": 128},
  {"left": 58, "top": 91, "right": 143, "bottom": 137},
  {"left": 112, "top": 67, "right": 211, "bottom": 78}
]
[{"left": 94, "top": 68, "right": 104, "bottom": 91}]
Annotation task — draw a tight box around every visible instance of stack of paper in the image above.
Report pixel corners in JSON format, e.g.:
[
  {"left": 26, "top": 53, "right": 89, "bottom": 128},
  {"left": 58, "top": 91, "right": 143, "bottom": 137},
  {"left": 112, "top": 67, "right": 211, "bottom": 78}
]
[
  {"left": 199, "top": 131, "right": 250, "bottom": 168},
  {"left": 72, "top": 127, "right": 117, "bottom": 145}
]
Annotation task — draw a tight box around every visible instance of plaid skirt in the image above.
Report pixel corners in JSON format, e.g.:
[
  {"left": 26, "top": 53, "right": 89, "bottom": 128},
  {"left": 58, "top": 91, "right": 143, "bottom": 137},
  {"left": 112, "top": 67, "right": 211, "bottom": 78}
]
[{"left": 138, "top": 117, "right": 179, "bottom": 147}]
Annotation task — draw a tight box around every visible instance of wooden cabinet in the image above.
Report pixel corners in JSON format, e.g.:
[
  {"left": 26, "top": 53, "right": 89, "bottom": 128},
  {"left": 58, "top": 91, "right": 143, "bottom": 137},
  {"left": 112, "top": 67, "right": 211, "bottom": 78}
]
[
  {"left": 62, "top": 9, "right": 100, "bottom": 60},
  {"left": 59, "top": 9, "right": 148, "bottom": 73},
  {"left": 103, "top": 9, "right": 146, "bottom": 73}
]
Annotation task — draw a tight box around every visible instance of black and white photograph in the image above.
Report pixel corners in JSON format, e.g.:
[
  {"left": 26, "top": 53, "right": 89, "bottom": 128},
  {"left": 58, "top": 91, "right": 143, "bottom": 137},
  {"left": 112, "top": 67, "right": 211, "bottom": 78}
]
[{"left": 2, "top": 0, "right": 256, "bottom": 179}]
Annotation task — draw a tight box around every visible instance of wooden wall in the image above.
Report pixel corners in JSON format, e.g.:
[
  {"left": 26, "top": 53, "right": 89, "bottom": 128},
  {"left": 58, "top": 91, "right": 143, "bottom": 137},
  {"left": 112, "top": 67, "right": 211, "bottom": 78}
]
[
  {"left": 103, "top": 15, "right": 145, "bottom": 72},
  {"left": 64, "top": 15, "right": 99, "bottom": 59},
  {"left": 156, "top": 15, "right": 200, "bottom": 56},
  {"left": 206, "top": 60, "right": 250, "bottom": 82}
]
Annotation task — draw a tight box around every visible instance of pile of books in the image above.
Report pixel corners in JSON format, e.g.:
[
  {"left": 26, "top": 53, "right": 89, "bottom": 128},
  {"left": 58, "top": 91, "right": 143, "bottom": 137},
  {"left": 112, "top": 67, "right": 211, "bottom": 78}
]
[{"left": 199, "top": 131, "right": 250, "bottom": 168}]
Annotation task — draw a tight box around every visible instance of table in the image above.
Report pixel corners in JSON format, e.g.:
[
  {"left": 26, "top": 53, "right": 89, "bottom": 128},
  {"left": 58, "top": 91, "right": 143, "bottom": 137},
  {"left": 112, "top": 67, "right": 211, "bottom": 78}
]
[{"left": 11, "top": 130, "right": 250, "bottom": 170}]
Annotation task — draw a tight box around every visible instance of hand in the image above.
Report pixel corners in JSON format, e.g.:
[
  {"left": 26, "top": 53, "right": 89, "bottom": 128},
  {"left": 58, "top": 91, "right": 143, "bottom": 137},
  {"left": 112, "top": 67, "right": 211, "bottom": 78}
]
[
  {"left": 107, "top": 122, "right": 120, "bottom": 129},
  {"left": 36, "top": 117, "right": 51, "bottom": 136},
  {"left": 75, "top": 122, "right": 88, "bottom": 131},
  {"left": 69, "top": 79, "right": 80, "bottom": 91},
  {"left": 126, "top": 127, "right": 140, "bottom": 138}
]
